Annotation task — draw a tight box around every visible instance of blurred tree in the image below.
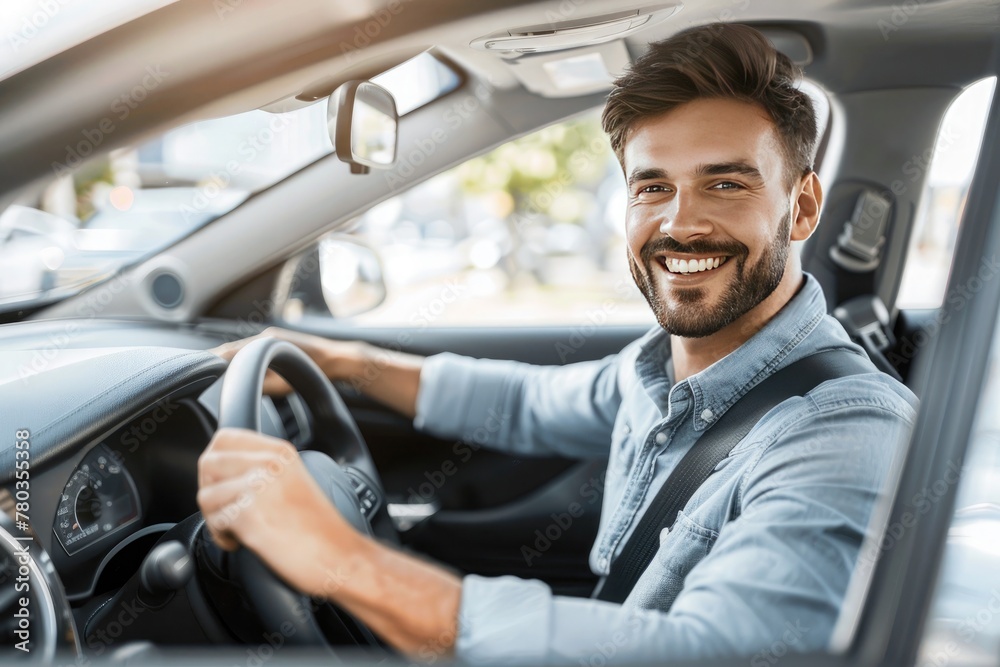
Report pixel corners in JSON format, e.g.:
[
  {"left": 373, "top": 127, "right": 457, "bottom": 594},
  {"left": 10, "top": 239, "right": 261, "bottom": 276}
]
[
  {"left": 453, "top": 114, "right": 614, "bottom": 286},
  {"left": 455, "top": 116, "right": 610, "bottom": 226}
]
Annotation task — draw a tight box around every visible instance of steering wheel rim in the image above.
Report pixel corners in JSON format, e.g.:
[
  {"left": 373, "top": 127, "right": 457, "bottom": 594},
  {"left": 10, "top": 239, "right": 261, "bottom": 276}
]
[
  {"left": 204, "top": 336, "right": 388, "bottom": 648},
  {"left": 217, "top": 337, "right": 381, "bottom": 483}
]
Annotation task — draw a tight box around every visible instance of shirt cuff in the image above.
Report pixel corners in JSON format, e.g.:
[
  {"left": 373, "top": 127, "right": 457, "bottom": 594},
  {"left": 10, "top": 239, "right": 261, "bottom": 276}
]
[{"left": 456, "top": 574, "right": 553, "bottom": 665}]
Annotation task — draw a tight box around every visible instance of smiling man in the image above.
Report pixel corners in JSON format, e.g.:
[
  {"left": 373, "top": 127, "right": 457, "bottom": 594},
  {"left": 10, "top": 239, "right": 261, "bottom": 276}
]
[{"left": 199, "top": 24, "right": 917, "bottom": 663}]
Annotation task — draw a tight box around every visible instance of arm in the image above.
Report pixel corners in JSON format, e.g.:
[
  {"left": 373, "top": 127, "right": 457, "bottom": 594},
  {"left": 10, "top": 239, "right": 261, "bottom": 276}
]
[
  {"left": 412, "top": 352, "right": 623, "bottom": 459},
  {"left": 448, "top": 396, "right": 917, "bottom": 664},
  {"left": 215, "top": 326, "right": 627, "bottom": 460}
]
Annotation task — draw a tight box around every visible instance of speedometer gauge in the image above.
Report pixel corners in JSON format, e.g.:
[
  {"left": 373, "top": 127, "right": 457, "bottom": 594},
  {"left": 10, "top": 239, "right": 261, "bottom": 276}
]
[{"left": 53, "top": 444, "right": 140, "bottom": 555}]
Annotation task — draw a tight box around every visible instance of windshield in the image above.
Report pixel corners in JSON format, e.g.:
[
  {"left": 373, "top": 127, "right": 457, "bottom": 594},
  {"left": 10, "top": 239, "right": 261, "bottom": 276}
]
[
  {"left": 0, "top": 101, "right": 332, "bottom": 308},
  {"left": 0, "top": 48, "right": 459, "bottom": 312}
]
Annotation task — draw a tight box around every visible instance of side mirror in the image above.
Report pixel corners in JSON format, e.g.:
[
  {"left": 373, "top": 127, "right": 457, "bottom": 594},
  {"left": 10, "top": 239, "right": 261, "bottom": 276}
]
[
  {"left": 279, "top": 237, "right": 386, "bottom": 321},
  {"left": 328, "top": 81, "right": 398, "bottom": 175},
  {"left": 317, "top": 236, "right": 386, "bottom": 317}
]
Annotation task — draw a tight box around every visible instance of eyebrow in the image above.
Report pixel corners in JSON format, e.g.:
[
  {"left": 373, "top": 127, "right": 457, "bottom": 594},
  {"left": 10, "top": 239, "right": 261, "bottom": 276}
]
[
  {"left": 627, "top": 161, "right": 764, "bottom": 187},
  {"left": 627, "top": 167, "right": 667, "bottom": 188}
]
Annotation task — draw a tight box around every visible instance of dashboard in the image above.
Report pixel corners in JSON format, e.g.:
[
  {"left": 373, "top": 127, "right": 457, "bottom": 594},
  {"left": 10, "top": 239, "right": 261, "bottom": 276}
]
[{"left": 0, "top": 318, "right": 314, "bottom": 636}]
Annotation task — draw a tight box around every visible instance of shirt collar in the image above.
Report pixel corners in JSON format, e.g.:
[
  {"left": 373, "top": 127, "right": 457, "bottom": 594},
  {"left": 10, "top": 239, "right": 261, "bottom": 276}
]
[{"left": 634, "top": 273, "right": 828, "bottom": 431}]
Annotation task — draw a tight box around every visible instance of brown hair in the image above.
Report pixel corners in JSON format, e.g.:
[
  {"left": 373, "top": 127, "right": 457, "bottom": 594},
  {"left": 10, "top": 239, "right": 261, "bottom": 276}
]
[{"left": 602, "top": 23, "right": 818, "bottom": 187}]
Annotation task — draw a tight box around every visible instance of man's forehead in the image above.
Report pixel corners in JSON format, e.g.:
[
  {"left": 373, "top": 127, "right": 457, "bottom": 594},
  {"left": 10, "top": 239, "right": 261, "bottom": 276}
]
[{"left": 620, "top": 98, "right": 783, "bottom": 177}]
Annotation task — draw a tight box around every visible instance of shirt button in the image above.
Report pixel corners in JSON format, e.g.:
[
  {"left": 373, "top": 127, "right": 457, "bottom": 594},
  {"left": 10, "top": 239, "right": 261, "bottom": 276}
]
[
  {"left": 701, "top": 408, "right": 715, "bottom": 422},
  {"left": 599, "top": 556, "right": 609, "bottom": 570},
  {"left": 655, "top": 432, "right": 667, "bottom": 445},
  {"left": 622, "top": 423, "right": 631, "bottom": 435},
  {"left": 659, "top": 527, "right": 670, "bottom": 544}
]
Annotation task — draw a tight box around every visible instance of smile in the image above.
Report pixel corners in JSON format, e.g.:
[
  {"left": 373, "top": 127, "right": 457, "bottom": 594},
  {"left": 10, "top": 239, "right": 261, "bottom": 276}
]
[{"left": 658, "top": 256, "right": 730, "bottom": 275}]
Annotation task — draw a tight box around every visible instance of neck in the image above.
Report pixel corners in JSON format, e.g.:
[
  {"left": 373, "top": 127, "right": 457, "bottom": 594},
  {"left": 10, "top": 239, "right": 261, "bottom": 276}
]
[{"left": 670, "top": 266, "right": 805, "bottom": 383}]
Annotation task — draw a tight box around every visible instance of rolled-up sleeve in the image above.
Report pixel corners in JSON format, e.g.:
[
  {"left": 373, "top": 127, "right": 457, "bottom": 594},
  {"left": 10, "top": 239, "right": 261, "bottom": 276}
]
[
  {"left": 412, "top": 352, "right": 622, "bottom": 459},
  {"left": 454, "top": 393, "right": 916, "bottom": 665}
]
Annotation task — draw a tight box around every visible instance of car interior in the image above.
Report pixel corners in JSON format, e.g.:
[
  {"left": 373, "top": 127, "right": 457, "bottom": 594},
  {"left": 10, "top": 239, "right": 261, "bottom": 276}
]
[{"left": 2, "top": 0, "right": 1000, "bottom": 664}]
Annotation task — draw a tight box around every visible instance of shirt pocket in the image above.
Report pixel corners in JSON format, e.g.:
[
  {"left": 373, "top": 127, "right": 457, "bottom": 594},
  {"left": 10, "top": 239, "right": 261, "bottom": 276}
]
[{"left": 625, "top": 510, "right": 719, "bottom": 612}]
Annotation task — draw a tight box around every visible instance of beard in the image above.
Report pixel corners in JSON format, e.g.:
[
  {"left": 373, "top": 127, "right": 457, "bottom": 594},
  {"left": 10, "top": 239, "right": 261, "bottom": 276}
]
[{"left": 629, "top": 211, "right": 791, "bottom": 338}]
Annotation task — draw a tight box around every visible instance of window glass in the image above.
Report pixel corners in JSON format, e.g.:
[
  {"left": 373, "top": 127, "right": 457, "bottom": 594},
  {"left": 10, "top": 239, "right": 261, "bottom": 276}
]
[
  {"left": 310, "top": 110, "right": 653, "bottom": 327},
  {"left": 0, "top": 101, "right": 330, "bottom": 306},
  {"left": 372, "top": 52, "right": 461, "bottom": 115},
  {"left": 896, "top": 78, "right": 996, "bottom": 309}
]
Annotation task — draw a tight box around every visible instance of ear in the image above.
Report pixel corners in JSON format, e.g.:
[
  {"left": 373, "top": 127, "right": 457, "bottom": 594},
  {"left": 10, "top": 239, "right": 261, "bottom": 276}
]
[{"left": 789, "top": 171, "right": 823, "bottom": 242}]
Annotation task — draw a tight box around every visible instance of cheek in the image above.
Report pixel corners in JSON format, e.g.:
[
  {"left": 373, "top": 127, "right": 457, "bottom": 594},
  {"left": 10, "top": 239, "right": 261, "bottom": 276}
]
[{"left": 625, "top": 209, "right": 652, "bottom": 254}]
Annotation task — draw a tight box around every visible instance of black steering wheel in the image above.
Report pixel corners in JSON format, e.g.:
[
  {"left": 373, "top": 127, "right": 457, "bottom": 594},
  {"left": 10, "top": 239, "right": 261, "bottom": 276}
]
[{"left": 198, "top": 337, "right": 392, "bottom": 649}]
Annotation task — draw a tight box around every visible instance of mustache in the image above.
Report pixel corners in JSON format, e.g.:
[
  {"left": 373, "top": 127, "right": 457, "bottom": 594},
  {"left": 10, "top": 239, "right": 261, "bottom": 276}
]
[{"left": 639, "top": 236, "right": 747, "bottom": 266}]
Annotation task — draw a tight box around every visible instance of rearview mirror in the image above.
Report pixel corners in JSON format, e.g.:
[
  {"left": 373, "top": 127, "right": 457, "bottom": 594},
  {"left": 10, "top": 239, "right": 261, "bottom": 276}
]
[{"left": 328, "top": 81, "right": 398, "bottom": 174}]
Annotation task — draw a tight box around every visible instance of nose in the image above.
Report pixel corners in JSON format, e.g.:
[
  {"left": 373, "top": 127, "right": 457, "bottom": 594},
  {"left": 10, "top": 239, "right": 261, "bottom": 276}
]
[{"left": 657, "top": 190, "right": 713, "bottom": 243}]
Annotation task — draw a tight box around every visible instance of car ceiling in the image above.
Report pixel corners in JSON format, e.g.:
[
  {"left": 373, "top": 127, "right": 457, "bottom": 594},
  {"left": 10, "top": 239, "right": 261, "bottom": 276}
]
[{"left": 2, "top": 0, "right": 999, "bottom": 322}]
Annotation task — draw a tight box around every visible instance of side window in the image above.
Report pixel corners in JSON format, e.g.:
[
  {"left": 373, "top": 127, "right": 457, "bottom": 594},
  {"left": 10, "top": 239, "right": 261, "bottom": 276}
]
[
  {"left": 896, "top": 78, "right": 996, "bottom": 309},
  {"left": 305, "top": 110, "right": 652, "bottom": 327}
]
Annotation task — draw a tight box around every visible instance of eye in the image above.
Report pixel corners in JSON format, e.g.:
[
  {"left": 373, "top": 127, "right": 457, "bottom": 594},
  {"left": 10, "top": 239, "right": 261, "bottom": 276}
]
[
  {"left": 711, "top": 181, "right": 743, "bottom": 190},
  {"left": 635, "top": 184, "right": 671, "bottom": 196}
]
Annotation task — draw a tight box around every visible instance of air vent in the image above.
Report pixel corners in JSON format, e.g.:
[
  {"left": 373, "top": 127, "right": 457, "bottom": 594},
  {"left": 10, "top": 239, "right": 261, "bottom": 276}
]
[
  {"left": 150, "top": 271, "right": 184, "bottom": 309},
  {"left": 271, "top": 394, "right": 311, "bottom": 447}
]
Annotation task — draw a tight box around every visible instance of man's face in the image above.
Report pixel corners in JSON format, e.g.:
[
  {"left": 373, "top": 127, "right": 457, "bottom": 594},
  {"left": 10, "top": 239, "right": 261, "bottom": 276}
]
[{"left": 622, "top": 97, "right": 797, "bottom": 338}]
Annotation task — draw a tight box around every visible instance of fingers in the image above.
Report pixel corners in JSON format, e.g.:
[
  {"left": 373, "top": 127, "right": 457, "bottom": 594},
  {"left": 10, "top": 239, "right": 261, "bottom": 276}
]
[
  {"left": 197, "top": 430, "right": 300, "bottom": 552},
  {"left": 262, "top": 369, "right": 293, "bottom": 396},
  {"left": 198, "top": 428, "right": 298, "bottom": 487},
  {"left": 198, "top": 475, "right": 265, "bottom": 548},
  {"left": 209, "top": 329, "right": 300, "bottom": 396},
  {"left": 198, "top": 450, "right": 287, "bottom": 486},
  {"left": 198, "top": 475, "right": 249, "bottom": 514},
  {"left": 208, "top": 327, "right": 289, "bottom": 361},
  {"left": 198, "top": 475, "right": 252, "bottom": 551},
  {"left": 208, "top": 427, "right": 296, "bottom": 453}
]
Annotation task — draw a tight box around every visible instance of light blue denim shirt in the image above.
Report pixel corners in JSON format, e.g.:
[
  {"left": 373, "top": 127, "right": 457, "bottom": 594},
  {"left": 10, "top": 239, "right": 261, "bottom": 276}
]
[{"left": 413, "top": 273, "right": 918, "bottom": 664}]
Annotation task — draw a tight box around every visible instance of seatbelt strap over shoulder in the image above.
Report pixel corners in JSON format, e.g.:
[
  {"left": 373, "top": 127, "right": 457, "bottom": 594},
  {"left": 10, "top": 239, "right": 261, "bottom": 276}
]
[{"left": 592, "top": 349, "right": 872, "bottom": 604}]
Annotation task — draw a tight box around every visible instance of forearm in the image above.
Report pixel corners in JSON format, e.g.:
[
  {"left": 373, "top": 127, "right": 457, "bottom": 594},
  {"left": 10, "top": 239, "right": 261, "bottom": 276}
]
[
  {"left": 324, "top": 342, "right": 424, "bottom": 419},
  {"left": 313, "top": 529, "right": 462, "bottom": 658}
]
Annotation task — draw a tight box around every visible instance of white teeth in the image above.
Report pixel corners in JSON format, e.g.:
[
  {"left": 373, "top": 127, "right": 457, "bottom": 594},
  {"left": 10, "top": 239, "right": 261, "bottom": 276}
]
[{"left": 663, "top": 256, "right": 727, "bottom": 274}]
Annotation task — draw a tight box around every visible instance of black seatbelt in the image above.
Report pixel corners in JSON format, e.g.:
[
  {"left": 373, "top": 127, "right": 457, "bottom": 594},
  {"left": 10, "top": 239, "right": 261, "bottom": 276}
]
[{"left": 592, "top": 349, "right": 872, "bottom": 604}]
